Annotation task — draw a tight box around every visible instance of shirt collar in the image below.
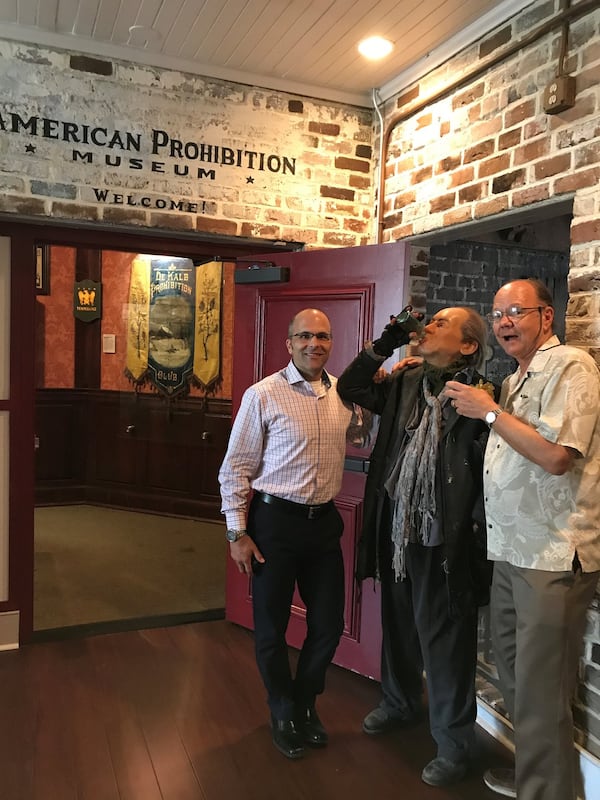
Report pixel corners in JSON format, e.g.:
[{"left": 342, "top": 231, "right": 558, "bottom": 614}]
[{"left": 284, "top": 360, "right": 331, "bottom": 388}]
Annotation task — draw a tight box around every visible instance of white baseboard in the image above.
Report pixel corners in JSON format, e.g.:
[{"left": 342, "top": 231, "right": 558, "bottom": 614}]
[
  {"left": 477, "top": 698, "right": 600, "bottom": 800},
  {"left": 0, "top": 609, "right": 19, "bottom": 650}
]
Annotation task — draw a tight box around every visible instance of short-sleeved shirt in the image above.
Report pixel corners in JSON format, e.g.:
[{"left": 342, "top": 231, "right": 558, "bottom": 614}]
[{"left": 484, "top": 336, "right": 600, "bottom": 572}]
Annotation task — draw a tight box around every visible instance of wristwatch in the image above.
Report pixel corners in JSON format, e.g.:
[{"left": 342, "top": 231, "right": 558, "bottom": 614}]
[
  {"left": 226, "top": 529, "right": 247, "bottom": 543},
  {"left": 485, "top": 407, "right": 503, "bottom": 426}
]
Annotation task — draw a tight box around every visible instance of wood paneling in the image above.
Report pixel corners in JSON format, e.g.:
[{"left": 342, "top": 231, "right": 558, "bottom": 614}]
[{"left": 35, "top": 389, "right": 230, "bottom": 520}]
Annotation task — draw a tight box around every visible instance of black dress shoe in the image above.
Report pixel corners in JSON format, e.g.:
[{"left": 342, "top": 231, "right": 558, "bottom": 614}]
[
  {"left": 271, "top": 716, "right": 305, "bottom": 759},
  {"left": 295, "top": 706, "right": 328, "bottom": 747}
]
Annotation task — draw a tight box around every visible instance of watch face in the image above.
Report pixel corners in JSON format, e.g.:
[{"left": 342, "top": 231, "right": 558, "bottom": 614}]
[{"left": 485, "top": 410, "right": 497, "bottom": 424}]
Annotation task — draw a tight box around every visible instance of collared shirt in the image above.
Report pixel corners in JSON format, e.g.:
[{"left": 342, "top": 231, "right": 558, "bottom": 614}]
[
  {"left": 219, "top": 361, "right": 354, "bottom": 530},
  {"left": 484, "top": 335, "right": 600, "bottom": 571}
]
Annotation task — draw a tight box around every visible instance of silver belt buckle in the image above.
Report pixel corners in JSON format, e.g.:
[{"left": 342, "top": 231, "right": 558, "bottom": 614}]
[{"left": 307, "top": 505, "right": 317, "bottom": 519}]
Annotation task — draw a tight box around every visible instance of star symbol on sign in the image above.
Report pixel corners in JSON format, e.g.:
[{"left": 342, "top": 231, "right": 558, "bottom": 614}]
[
  {"left": 246, "top": 176, "right": 254, "bottom": 184},
  {"left": 25, "top": 144, "right": 36, "bottom": 154}
]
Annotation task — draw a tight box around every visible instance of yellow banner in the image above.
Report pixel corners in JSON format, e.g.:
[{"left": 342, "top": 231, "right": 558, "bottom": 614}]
[
  {"left": 193, "top": 260, "right": 222, "bottom": 389},
  {"left": 125, "top": 256, "right": 151, "bottom": 382}
]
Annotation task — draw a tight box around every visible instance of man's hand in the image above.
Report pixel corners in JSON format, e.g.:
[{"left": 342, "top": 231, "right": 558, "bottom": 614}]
[
  {"left": 229, "top": 535, "right": 265, "bottom": 575},
  {"left": 444, "top": 380, "right": 496, "bottom": 419},
  {"left": 372, "top": 318, "right": 410, "bottom": 357}
]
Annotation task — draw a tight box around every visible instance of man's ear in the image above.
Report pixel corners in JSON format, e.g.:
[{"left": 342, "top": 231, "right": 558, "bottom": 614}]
[
  {"left": 542, "top": 305, "right": 555, "bottom": 330},
  {"left": 285, "top": 338, "right": 293, "bottom": 355},
  {"left": 460, "top": 340, "right": 478, "bottom": 358}
]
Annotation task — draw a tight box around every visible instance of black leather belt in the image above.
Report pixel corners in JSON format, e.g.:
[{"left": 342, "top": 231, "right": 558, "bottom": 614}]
[{"left": 255, "top": 491, "right": 334, "bottom": 520}]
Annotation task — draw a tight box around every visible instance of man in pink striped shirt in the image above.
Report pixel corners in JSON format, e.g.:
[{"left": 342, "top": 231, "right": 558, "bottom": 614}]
[{"left": 219, "top": 308, "right": 357, "bottom": 760}]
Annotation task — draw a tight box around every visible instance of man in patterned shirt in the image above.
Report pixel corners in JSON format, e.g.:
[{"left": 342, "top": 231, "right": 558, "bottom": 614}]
[
  {"left": 445, "top": 278, "right": 600, "bottom": 800},
  {"left": 219, "top": 308, "right": 358, "bottom": 761}
]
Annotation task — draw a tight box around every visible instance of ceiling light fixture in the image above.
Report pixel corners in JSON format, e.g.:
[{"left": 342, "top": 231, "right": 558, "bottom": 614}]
[{"left": 358, "top": 36, "right": 393, "bottom": 61}]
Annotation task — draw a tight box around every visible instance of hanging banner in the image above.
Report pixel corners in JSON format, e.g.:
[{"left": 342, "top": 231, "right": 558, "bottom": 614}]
[
  {"left": 193, "top": 260, "right": 222, "bottom": 389},
  {"left": 74, "top": 280, "right": 102, "bottom": 322},
  {"left": 125, "top": 258, "right": 151, "bottom": 382},
  {"left": 125, "top": 256, "right": 222, "bottom": 397}
]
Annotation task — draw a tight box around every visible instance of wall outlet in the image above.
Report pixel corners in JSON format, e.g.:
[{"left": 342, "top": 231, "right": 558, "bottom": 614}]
[{"left": 543, "top": 75, "right": 576, "bottom": 114}]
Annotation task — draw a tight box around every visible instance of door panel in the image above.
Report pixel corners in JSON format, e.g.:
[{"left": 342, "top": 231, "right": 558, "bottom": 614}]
[{"left": 225, "top": 242, "right": 409, "bottom": 679}]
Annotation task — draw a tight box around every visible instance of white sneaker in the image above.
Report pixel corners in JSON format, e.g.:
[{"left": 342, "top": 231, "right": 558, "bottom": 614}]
[{"left": 483, "top": 767, "right": 516, "bottom": 798}]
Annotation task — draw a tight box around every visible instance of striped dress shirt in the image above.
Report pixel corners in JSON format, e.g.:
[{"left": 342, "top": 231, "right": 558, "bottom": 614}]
[{"left": 219, "top": 361, "right": 354, "bottom": 530}]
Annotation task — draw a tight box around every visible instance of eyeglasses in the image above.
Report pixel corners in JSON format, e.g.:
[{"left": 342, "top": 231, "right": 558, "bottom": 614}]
[
  {"left": 291, "top": 331, "right": 332, "bottom": 341},
  {"left": 486, "top": 305, "right": 545, "bottom": 324}
]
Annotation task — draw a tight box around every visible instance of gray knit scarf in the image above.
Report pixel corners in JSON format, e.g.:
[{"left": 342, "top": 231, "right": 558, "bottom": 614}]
[{"left": 384, "top": 376, "right": 442, "bottom": 580}]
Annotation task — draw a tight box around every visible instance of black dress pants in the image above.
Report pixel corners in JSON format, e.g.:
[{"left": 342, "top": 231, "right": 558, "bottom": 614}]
[
  {"left": 378, "top": 537, "right": 478, "bottom": 762},
  {"left": 248, "top": 496, "right": 345, "bottom": 721}
]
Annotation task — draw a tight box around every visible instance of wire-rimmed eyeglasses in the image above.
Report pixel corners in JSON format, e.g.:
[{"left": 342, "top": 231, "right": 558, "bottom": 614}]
[
  {"left": 486, "top": 305, "right": 545, "bottom": 324},
  {"left": 290, "top": 331, "right": 332, "bottom": 341}
]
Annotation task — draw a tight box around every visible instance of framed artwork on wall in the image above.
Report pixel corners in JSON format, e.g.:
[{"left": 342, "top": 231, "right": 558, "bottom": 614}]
[{"left": 35, "top": 244, "right": 49, "bottom": 295}]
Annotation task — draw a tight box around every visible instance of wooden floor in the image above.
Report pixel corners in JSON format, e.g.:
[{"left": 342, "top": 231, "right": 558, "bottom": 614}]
[{"left": 0, "top": 620, "right": 512, "bottom": 800}]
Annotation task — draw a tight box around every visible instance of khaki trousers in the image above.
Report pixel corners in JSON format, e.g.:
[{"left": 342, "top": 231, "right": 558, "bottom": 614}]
[{"left": 491, "top": 560, "right": 599, "bottom": 800}]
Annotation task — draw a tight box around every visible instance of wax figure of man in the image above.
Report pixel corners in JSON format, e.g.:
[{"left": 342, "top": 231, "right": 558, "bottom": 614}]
[
  {"left": 445, "top": 278, "right": 600, "bottom": 800},
  {"left": 337, "top": 306, "right": 496, "bottom": 787},
  {"left": 219, "top": 308, "right": 364, "bottom": 761}
]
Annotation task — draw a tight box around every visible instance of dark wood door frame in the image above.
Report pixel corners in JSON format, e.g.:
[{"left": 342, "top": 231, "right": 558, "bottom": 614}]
[{"left": 2, "top": 216, "right": 303, "bottom": 643}]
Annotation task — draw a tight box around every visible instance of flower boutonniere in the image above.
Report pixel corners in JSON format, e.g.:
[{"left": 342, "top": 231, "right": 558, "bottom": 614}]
[{"left": 475, "top": 378, "right": 495, "bottom": 399}]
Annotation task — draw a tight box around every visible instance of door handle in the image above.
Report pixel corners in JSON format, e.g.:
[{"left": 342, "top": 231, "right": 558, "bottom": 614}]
[{"left": 125, "top": 425, "right": 136, "bottom": 434}]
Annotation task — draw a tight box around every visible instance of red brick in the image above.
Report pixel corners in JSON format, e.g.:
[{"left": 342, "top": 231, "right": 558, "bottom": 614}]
[
  {"left": 440, "top": 120, "right": 451, "bottom": 137},
  {"left": 448, "top": 166, "right": 475, "bottom": 187},
  {"left": 308, "top": 121, "right": 340, "bottom": 136},
  {"left": 349, "top": 174, "right": 371, "bottom": 189},
  {"left": 196, "top": 217, "right": 238, "bottom": 236},
  {"left": 464, "top": 139, "right": 495, "bottom": 163},
  {"left": 492, "top": 170, "right": 526, "bottom": 193},
  {"left": 443, "top": 206, "right": 473, "bottom": 225},
  {"left": 514, "top": 138, "right": 550, "bottom": 165},
  {"left": 554, "top": 167, "right": 600, "bottom": 194},
  {"left": 397, "top": 85, "right": 419, "bottom": 108},
  {"left": 320, "top": 185, "right": 354, "bottom": 201},
  {"left": 474, "top": 196, "right": 509, "bottom": 218},
  {"left": 393, "top": 190, "right": 416, "bottom": 209},
  {"left": 429, "top": 193, "right": 456, "bottom": 213},
  {"left": 416, "top": 113, "right": 433, "bottom": 129},
  {"left": 411, "top": 166, "right": 433, "bottom": 184},
  {"left": 452, "top": 82, "right": 485, "bottom": 110},
  {"left": 505, "top": 99, "right": 536, "bottom": 128},
  {"left": 572, "top": 219, "right": 600, "bottom": 246},
  {"left": 478, "top": 153, "right": 511, "bottom": 178},
  {"left": 499, "top": 128, "right": 522, "bottom": 150},
  {"left": 335, "top": 156, "right": 370, "bottom": 173},
  {"left": 512, "top": 184, "right": 550, "bottom": 207},
  {"left": 479, "top": 26, "right": 511, "bottom": 58},
  {"left": 534, "top": 153, "right": 571, "bottom": 179},
  {"left": 436, "top": 155, "right": 461, "bottom": 174},
  {"left": 459, "top": 183, "right": 486, "bottom": 203},
  {"left": 344, "top": 218, "right": 369, "bottom": 233}
]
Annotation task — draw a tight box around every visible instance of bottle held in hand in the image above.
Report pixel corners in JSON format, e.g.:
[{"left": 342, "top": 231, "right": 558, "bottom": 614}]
[{"left": 372, "top": 305, "right": 424, "bottom": 357}]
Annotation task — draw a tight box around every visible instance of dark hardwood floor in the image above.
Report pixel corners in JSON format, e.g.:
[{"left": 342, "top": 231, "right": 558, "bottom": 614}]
[{"left": 0, "top": 620, "right": 512, "bottom": 800}]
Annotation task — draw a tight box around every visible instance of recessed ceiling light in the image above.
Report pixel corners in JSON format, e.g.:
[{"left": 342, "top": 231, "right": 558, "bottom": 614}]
[{"left": 358, "top": 36, "right": 394, "bottom": 61}]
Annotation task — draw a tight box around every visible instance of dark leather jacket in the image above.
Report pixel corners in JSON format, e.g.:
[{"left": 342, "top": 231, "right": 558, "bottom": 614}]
[{"left": 337, "top": 350, "right": 497, "bottom": 619}]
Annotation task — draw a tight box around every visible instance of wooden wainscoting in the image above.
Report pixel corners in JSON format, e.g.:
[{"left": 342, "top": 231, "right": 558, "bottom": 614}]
[{"left": 35, "top": 389, "right": 231, "bottom": 519}]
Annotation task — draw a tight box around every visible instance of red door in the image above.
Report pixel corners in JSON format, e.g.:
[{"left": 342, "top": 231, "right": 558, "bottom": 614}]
[{"left": 225, "top": 242, "right": 409, "bottom": 679}]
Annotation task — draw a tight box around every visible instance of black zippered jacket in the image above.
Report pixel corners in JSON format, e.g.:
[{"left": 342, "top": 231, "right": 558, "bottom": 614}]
[{"left": 337, "top": 350, "right": 497, "bottom": 619}]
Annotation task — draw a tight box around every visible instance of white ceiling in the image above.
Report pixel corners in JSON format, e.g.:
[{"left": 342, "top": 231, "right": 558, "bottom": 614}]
[{"left": 0, "top": 0, "right": 533, "bottom": 107}]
